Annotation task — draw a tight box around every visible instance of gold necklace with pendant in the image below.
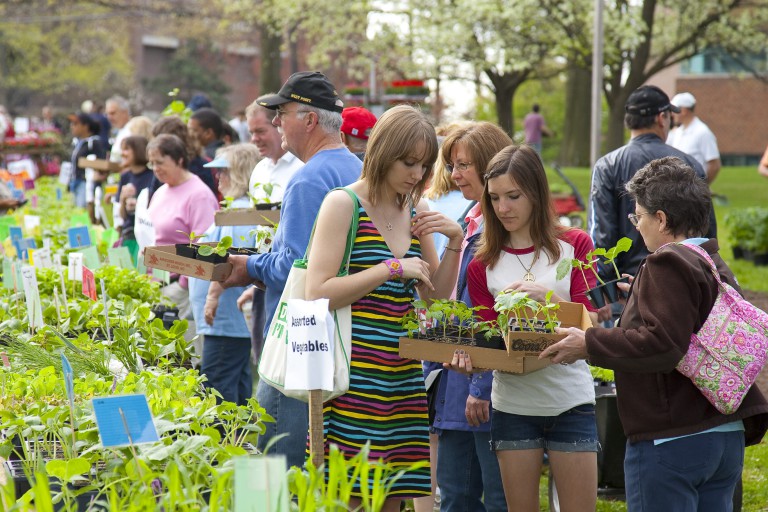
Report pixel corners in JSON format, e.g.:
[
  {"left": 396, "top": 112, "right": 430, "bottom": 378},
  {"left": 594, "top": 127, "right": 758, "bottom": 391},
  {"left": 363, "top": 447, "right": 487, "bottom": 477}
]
[{"left": 513, "top": 251, "right": 537, "bottom": 282}]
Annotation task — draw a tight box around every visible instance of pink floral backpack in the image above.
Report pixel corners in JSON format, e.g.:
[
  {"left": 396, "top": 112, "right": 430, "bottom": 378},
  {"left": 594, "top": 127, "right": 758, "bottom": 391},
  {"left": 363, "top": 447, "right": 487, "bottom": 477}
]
[{"left": 675, "top": 242, "right": 768, "bottom": 415}]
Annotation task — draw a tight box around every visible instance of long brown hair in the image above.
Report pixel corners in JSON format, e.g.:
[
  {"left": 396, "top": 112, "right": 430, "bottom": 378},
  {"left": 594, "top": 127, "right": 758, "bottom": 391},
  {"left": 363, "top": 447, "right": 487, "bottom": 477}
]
[
  {"left": 475, "top": 145, "right": 562, "bottom": 268},
  {"left": 361, "top": 105, "right": 438, "bottom": 209}
]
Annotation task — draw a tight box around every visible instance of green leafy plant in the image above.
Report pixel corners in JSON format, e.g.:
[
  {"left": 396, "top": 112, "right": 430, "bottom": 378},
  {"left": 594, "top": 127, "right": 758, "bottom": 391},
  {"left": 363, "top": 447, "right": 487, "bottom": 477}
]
[
  {"left": 248, "top": 182, "right": 279, "bottom": 205},
  {"left": 556, "top": 237, "right": 633, "bottom": 288},
  {"left": 288, "top": 442, "right": 428, "bottom": 512},
  {"left": 175, "top": 230, "right": 204, "bottom": 248},
  {"left": 196, "top": 236, "right": 233, "bottom": 258}
]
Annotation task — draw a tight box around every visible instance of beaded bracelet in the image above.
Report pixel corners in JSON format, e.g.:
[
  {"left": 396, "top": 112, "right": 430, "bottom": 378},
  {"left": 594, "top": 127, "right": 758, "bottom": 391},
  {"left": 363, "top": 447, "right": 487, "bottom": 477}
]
[{"left": 383, "top": 258, "right": 404, "bottom": 280}]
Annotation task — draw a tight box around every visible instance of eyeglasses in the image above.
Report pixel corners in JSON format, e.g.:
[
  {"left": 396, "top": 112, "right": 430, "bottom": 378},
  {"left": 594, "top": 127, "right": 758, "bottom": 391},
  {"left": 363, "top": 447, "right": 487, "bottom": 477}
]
[
  {"left": 627, "top": 212, "right": 652, "bottom": 227},
  {"left": 446, "top": 161, "right": 473, "bottom": 173},
  {"left": 275, "top": 107, "right": 311, "bottom": 120}
]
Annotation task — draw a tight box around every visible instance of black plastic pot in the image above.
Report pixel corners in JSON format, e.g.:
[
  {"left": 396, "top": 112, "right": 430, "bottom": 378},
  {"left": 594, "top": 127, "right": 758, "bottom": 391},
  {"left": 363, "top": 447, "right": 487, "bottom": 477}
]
[
  {"left": 5, "top": 460, "right": 34, "bottom": 498},
  {"left": 588, "top": 277, "right": 630, "bottom": 308},
  {"left": 254, "top": 202, "right": 281, "bottom": 211},
  {"left": 595, "top": 394, "right": 626, "bottom": 491},
  {"left": 732, "top": 246, "right": 745, "bottom": 260},
  {"left": 752, "top": 252, "right": 768, "bottom": 266},
  {"left": 194, "top": 251, "right": 229, "bottom": 264},
  {"left": 50, "top": 481, "right": 107, "bottom": 511},
  {"left": 174, "top": 244, "right": 197, "bottom": 259},
  {"left": 587, "top": 286, "right": 607, "bottom": 309},
  {"left": 473, "top": 333, "right": 505, "bottom": 350}
]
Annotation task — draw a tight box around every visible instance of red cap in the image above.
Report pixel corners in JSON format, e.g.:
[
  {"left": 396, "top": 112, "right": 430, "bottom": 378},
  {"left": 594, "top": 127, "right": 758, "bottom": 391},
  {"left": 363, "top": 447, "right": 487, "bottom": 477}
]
[{"left": 340, "top": 107, "right": 377, "bottom": 140}]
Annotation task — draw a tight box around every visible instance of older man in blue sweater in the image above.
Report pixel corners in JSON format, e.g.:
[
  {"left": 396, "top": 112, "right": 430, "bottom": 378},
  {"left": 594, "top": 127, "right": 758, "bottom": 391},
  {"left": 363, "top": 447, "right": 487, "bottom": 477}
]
[{"left": 222, "top": 72, "right": 362, "bottom": 468}]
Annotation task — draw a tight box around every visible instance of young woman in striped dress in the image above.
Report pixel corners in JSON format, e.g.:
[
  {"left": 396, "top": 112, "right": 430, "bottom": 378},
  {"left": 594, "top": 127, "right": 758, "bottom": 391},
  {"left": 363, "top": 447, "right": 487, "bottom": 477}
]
[{"left": 306, "top": 105, "right": 464, "bottom": 511}]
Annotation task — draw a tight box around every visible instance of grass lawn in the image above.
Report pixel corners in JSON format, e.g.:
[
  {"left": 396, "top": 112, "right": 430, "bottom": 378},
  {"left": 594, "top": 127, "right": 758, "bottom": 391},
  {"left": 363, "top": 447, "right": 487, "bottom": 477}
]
[{"left": 550, "top": 165, "right": 768, "bottom": 511}]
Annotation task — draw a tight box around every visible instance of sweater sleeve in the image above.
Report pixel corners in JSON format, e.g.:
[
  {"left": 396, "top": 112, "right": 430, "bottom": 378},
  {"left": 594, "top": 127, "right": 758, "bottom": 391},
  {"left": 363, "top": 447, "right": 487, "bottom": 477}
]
[
  {"left": 563, "top": 229, "right": 598, "bottom": 312},
  {"left": 585, "top": 250, "right": 704, "bottom": 373},
  {"left": 467, "top": 258, "right": 497, "bottom": 323},
  {"left": 246, "top": 172, "right": 321, "bottom": 289}
]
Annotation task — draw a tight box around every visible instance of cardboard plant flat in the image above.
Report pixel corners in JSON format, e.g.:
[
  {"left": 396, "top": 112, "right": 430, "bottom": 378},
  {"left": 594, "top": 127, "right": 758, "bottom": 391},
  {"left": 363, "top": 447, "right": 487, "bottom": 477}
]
[
  {"left": 143, "top": 243, "right": 232, "bottom": 281},
  {"left": 214, "top": 206, "right": 280, "bottom": 226},
  {"left": 399, "top": 302, "right": 593, "bottom": 374},
  {"left": 77, "top": 157, "right": 120, "bottom": 173}
]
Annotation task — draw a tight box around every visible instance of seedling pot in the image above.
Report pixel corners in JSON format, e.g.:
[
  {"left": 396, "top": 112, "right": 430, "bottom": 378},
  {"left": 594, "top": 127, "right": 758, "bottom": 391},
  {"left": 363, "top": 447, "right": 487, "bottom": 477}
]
[
  {"left": 174, "top": 244, "right": 197, "bottom": 259},
  {"left": 587, "top": 286, "right": 607, "bottom": 309},
  {"left": 194, "top": 251, "right": 229, "bottom": 264}
]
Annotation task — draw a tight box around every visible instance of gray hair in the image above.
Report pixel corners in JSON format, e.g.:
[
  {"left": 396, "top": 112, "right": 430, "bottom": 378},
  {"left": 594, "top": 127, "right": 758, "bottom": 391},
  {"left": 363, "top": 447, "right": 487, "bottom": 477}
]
[
  {"left": 246, "top": 96, "right": 277, "bottom": 124},
  {"left": 303, "top": 105, "right": 342, "bottom": 134},
  {"left": 106, "top": 95, "right": 131, "bottom": 115}
]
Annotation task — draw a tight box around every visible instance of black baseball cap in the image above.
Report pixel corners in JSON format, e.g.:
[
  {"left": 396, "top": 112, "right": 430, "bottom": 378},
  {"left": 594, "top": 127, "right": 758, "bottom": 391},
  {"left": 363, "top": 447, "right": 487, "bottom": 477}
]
[
  {"left": 258, "top": 71, "right": 344, "bottom": 113},
  {"left": 625, "top": 85, "right": 680, "bottom": 116}
]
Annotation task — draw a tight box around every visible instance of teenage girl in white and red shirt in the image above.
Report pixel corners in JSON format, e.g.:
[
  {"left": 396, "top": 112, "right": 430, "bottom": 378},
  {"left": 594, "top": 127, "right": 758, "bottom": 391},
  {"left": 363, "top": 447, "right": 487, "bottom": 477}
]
[{"left": 460, "top": 144, "right": 599, "bottom": 512}]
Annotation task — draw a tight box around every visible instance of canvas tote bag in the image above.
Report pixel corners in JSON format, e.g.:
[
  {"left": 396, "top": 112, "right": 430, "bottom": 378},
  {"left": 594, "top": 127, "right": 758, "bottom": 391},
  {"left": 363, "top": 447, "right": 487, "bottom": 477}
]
[
  {"left": 676, "top": 242, "right": 768, "bottom": 414},
  {"left": 258, "top": 188, "right": 359, "bottom": 402}
]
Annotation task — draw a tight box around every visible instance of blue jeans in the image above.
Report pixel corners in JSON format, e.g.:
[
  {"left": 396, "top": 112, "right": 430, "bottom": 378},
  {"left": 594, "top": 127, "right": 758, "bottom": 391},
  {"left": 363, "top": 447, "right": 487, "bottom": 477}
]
[
  {"left": 70, "top": 179, "right": 86, "bottom": 208},
  {"left": 437, "top": 430, "right": 507, "bottom": 512},
  {"left": 255, "top": 379, "right": 308, "bottom": 469},
  {"left": 624, "top": 431, "right": 744, "bottom": 512},
  {"left": 201, "top": 335, "right": 252, "bottom": 406}
]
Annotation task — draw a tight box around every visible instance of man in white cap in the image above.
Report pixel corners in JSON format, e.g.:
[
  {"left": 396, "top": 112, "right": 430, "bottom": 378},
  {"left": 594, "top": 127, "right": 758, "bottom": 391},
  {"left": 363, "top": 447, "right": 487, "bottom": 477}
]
[{"left": 667, "top": 92, "right": 721, "bottom": 183}]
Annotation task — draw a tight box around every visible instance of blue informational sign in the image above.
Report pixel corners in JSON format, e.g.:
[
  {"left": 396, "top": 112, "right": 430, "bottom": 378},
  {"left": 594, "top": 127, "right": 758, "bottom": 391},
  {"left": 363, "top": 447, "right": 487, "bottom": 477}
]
[{"left": 92, "top": 394, "right": 159, "bottom": 448}]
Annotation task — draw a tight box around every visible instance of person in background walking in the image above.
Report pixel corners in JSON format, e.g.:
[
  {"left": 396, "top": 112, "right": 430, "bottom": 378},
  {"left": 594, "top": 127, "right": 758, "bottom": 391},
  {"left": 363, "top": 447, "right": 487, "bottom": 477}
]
[{"left": 523, "top": 104, "right": 552, "bottom": 155}]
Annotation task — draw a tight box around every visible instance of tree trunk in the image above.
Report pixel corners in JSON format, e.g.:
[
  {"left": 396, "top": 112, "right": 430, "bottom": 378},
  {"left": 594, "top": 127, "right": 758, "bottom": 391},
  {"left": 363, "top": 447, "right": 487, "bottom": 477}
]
[
  {"left": 559, "top": 65, "right": 591, "bottom": 167},
  {"left": 605, "top": 98, "right": 629, "bottom": 153},
  {"left": 495, "top": 87, "right": 514, "bottom": 137},
  {"left": 259, "top": 26, "right": 283, "bottom": 94}
]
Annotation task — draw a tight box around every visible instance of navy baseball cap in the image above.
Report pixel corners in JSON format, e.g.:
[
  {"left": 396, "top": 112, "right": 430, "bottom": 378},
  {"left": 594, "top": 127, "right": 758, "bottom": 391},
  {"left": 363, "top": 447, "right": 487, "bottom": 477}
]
[
  {"left": 625, "top": 86, "right": 680, "bottom": 116},
  {"left": 258, "top": 71, "right": 344, "bottom": 113}
]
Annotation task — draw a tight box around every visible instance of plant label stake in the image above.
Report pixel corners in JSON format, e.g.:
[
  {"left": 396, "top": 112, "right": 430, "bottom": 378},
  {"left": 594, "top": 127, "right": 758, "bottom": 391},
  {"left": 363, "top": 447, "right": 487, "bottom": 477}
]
[
  {"left": 60, "top": 353, "right": 78, "bottom": 457},
  {"left": 233, "top": 456, "right": 289, "bottom": 512},
  {"left": 20, "top": 265, "right": 43, "bottom": 330},
  {"left": 118, "top": 407, "right": 145, "bottom": 480},
  {"left": 0, "top": 352, "right": 9, "bottom": 367},
  {"left": 82, "top": 266, "right": 97, "bottom": 301},
  {"left": 59, "top": 269, "right": 69, "bottom": 314},
  {"left": 100, "top": 279, "right": 111, "bottom": 341},
  {"left": 68, "top": 253, "right": 84, "bottom": 302},
  {"left": 53, "top": 288, "right": 62, "bottom": 326}
]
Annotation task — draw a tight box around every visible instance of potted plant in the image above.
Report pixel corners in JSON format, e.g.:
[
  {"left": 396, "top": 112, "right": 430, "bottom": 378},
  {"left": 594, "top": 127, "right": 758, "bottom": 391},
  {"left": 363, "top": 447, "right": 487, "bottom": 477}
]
[
  {"left": 556, "top": 237, "right": 632, "bottom": 309},
  {"left": 247, "top": 182, "right": 282, "bottom": 212},
  {"left": 174, "top": 230, "right": 204, "bottom": 259},
  {"left": 196, "top": 236, "right": 232, "bottom": 264}
]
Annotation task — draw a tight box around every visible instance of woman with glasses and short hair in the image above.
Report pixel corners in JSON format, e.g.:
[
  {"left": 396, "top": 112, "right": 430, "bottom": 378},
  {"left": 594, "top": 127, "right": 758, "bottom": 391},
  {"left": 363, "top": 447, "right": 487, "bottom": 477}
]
[{"left": 541, "top": 156, "right": 768, "bottom": 511}]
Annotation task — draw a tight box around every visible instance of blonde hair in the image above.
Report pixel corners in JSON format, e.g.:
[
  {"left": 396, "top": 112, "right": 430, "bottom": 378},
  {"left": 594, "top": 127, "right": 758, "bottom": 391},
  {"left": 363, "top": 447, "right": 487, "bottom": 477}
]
[
  {"left": 125, "top": 116, "right": 154, "bottom": 140},
  {"left": 361, "top": 105, "right": 438, "bottom": 209},
  {"left": 215, "top": 143, "right": 260, "bottom": 198},
  {"left": 424, "top": 122, "right": 469, "bottom": 201}
]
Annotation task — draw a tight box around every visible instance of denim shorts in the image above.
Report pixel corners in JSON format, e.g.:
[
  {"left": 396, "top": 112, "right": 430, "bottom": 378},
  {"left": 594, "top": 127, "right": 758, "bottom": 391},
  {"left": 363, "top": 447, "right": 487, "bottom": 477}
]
[{"left": 491, "top": 403, "right": 599, "bottom": 452}]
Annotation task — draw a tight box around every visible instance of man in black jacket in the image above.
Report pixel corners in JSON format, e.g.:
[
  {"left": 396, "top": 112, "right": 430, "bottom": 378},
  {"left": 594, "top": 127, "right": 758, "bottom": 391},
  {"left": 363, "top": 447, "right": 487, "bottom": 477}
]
[{"left": 588, "top": 85, "right": 716, "bottom": 281}]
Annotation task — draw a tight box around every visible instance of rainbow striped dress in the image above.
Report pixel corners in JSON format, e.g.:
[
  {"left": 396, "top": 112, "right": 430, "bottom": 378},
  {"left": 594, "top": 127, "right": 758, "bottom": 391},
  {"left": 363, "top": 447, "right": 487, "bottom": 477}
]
[{"left": 322, "top": 202, "right": 431, "bottom": 498}]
